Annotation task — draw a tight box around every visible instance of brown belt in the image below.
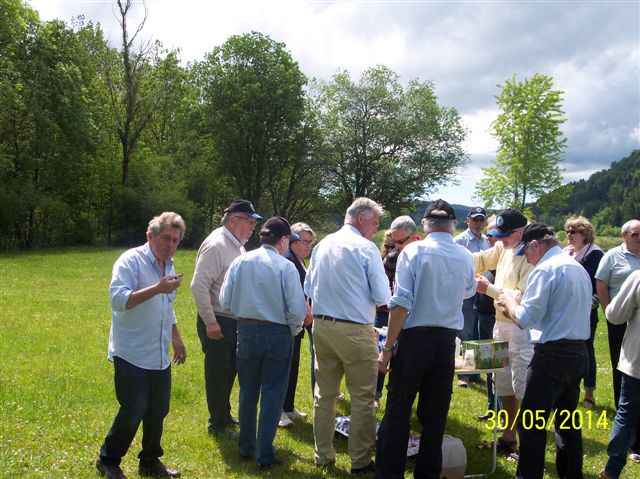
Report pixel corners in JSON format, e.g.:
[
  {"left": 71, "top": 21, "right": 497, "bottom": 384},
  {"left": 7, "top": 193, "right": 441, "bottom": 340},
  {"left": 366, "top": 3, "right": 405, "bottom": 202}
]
[
  {"left": 315, "top": 314, "right": 360, "bottom": 325},
  {"left": 239, "top": 318, "right": 272, "bottom": 325}
]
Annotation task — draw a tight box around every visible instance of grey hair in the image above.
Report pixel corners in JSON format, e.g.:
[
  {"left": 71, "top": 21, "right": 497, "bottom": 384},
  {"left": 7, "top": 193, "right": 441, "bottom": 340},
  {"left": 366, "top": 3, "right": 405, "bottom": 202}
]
[
  {"left": 390, "top": 215, "right": 416, "bottom": 236},
  {"left": 422, "top": 218, "right": 457, "bottom": 234},
  {"left": 147, "top": 212, "right": 186, "bottom": 240},
  {"left": 344, "top": 197, "right": 384, "bottom": 224},
  {"left": 290, "top": 222, "right": 316, "bottom": 240},
  {"left": 537, "top": 235, "right": 559, "bottom": 249},
  {"left": 486, "top": 214, "right": 497, "bottom": 230},
  {"left": 622, "top": 219, "right": 640, "bottom": 235}
]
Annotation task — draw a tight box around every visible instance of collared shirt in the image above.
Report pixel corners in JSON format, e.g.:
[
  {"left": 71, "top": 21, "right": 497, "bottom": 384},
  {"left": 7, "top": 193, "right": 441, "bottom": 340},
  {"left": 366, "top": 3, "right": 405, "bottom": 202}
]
[
  {"left": 389, "top": 232, "right": 476, "bottom": 330},
  {"left": 516, "top": 246, "right": 591, "bottom": 343},
  {"left": 454, "top": 228, "right": 490, "bottom": 253},
  {"left": 304, "top": 224, "right": 390, "bottom": 324},
  {"left": 606, "top": 270, "right": 640, "bottom": 379},
  {"left": 191, "top": 226, "right": 245, "bottom": 324},
  {"left": 595, "top": 243, "right": 640, "bottom": 299},
  {"left": 109, "top": 242, "right": 177, "bottom": 370},
  {"left": 219, "top": 245, "right": 307, "bottom": 335}
]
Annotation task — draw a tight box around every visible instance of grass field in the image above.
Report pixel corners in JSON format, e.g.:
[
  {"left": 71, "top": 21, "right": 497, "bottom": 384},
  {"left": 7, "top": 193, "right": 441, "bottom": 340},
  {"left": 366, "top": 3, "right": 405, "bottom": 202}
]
[{"left": 0, "top": 244, "right": 631, "bottom": 478}]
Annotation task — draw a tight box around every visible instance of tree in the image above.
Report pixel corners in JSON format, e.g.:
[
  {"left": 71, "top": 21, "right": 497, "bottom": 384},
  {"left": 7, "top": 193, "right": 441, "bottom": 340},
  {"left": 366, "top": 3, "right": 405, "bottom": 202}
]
[
  {"left": 475, "top": 74, "right": 567, "bottom": 210},
  {"left": 312, "top": 66, "right": 468, "bottom": 214},
  {"left": 195, "top": 31, "right": 324, "bottom": 218}
]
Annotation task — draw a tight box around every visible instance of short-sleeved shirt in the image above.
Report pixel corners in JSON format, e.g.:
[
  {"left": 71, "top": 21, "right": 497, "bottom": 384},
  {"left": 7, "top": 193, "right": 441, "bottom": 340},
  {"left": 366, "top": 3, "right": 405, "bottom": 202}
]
[
  {"left": 454, "top": 228, "right": 490, "bottom": 253},
  {"left": 595, "top": 243, "right": 640, "bottom": 299}
]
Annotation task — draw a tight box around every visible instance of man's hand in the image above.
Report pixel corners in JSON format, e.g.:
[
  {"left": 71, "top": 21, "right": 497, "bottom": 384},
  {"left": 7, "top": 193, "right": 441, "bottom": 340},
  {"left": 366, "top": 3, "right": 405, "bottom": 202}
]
[
  {"left": 378, "top": 350, "right": 393, "bottom": 373},
  {"left": 157, "top": 274, "right": 183, "bottom": 294},
  {"left": 206, "top": 321, "right": 223, "bottom": 340},
  {"left": 497, "top": 291, "right": 520, "bottom": 326},
  {"left": 476, "top": 275, "right": 490, "bottom": 294},
  {"left": 303, "top": 303, "right": 313, "bottom": 327},
  {"left": 172, "top": 327, "right": 187, "bottom": 364}
]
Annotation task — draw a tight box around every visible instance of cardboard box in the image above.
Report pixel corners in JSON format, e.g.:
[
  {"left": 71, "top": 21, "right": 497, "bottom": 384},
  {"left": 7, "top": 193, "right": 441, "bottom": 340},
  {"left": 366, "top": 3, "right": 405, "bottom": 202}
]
[{"left": 462, "top": 339, "right": 509, "bottom": 369}]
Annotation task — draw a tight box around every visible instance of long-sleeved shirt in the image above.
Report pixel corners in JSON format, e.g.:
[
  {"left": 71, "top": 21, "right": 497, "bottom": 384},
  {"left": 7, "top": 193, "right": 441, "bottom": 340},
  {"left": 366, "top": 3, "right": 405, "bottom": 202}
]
[
  {"left": 304, "top": 224, "right": 390, "bottom": 324},
  {"left": 219, "top": 245, "right": 307, "bottom": 336},
  {"left": 454, "top": 228, "right": 490, "bottom": 253},
  {"left": 595, "top": 243, "right": 640, "bottom": 300},
  {"left": 109, "top": 242, "right": 177, "bottom": 370},
  {"left": 191, "top": 226, "right": 244, "bottom": 324},
  {"left": 606, "top": 270, "right": 640, "bottom": 379},
  {"left": 389, "top": 232, "right": 476, "bottom": 330},
  {"left": 515, "top": 246, "right": 591, "bottom": 344}
]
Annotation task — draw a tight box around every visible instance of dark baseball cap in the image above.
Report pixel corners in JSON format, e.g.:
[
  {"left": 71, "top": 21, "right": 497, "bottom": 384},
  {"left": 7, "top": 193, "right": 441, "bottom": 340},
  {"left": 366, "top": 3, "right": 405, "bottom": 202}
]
[
  {"left": 488, "top": 209, "right": 527, "bottom": 238},
  {"left": 514, "top": 223, "right": 555, "bottom": 256},
  {"left": 224, "top": 200, "right": 262, "bottom": 220},
  {"left": 468, "top": 206, "right": 487, "bottom": 218},
  {"left": 423, "top": 199, "right": 456, "bottom": 220},
  {"left": 260, "top": 216, "right": 300, "bottom": 241}
]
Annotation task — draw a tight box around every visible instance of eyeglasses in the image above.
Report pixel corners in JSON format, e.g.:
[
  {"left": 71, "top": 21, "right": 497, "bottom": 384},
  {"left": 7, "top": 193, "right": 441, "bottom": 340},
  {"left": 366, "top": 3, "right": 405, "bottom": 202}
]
[
  {"left": 470, "top": 217, "right": 486, "bottom": 222},
  {"left": 565, "top": 230, "right": 578, "bottom": 235},
  {"left": 383, "top": 243, "right": 395, "bottom": 249},
  {"left": 299, "top": 239, "right": 314, "bottom": 246},
  {"left": 236, "top": 215, "right": 257, "bottom": 226},
  {"left": 394, "top": 235, "right": 411, "bottom": 245}
]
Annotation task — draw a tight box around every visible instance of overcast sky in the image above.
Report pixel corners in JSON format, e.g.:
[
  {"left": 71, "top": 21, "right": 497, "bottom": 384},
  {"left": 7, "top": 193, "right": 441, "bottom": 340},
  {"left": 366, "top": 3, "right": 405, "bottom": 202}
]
[{"left": 29, "top": 0, "right": 640, "bottom": 206}]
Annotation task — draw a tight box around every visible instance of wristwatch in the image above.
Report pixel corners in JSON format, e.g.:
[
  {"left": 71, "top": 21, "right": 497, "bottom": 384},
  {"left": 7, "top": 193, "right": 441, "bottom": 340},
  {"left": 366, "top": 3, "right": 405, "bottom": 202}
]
[{"left": 382, "top": 344, "right": 394, "bottom": 352}]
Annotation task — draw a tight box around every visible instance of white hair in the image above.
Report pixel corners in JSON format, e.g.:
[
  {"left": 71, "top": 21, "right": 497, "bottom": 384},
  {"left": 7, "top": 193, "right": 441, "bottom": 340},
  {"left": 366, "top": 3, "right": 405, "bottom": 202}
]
[
  {"left": 390, "top": 215, "right": 417, "bottom": 236},
  {"left": 344, "top": 197, "right": 384, "bottom": 224}
]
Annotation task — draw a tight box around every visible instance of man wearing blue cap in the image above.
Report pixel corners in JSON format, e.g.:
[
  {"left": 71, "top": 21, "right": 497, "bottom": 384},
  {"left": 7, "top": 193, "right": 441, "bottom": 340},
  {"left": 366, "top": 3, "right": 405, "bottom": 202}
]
[
  {"left": 474, "top": 208, "right": 533, "bottom": 454},
  {"left": 191, "top": 200, "right": 262, "bottom": 439},
  {"left": 498, "top": 223, "right": 591, "bottom": 479},
  {"left": 220, "top": 216, "right": 307, "bottom": 468}
]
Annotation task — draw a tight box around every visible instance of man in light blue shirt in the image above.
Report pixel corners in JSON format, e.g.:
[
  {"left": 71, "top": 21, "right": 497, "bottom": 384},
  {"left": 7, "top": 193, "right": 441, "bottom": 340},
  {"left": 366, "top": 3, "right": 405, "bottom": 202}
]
[
  {"left": 454, "top": 206, "right": 491, "bottom": 386},
  {"left": 376, "top": 199, "right": 476, "bottom": 479},
  {"left": 498, "top": 223, "right": 591, "bottom": 479},
  {"left": 304, "top": 197, "right": 389, "bottom": 474},
  {"left": 97, "top": 212, "right": 186, "bottom": 479},
  {"left": 219, "top": 216, "right": 307, "bottom": 468}
]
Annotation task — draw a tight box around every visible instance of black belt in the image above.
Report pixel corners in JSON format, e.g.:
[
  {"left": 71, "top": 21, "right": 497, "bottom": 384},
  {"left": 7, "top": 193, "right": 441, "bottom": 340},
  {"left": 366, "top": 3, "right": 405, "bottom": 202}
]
[
  {"left": 315, "top": 314, "right": 360, "bottom": 325},
  {"left": 239, "top": 318, "right": 272, "bottom": 325}
]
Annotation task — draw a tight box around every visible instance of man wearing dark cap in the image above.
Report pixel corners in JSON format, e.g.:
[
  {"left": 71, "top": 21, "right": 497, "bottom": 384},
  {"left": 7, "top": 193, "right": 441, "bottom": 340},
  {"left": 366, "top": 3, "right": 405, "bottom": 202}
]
[
  {"left": 454, "top": 206, "right": 490, "bottom": 387},
  {"left": 376, "top": 199, "right": 476, "bottom": 479},
  {"left": 498, "top": 223, "right": 591, "bottom": 479},
  {"left": 191, "top": 200, "right": 261, "bottom": 438},
  {"left": 219, "top": 217, "right": 307, "bottom": 468},
  {"left": 473, "top": 208, "right": 533, "bottom": 453}
]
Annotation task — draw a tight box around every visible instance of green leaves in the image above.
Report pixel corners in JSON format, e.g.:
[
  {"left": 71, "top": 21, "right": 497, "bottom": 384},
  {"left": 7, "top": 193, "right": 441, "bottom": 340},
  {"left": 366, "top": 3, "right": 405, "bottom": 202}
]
[{"left": 476, "top": 74, "right": 566, "bottom": 210}]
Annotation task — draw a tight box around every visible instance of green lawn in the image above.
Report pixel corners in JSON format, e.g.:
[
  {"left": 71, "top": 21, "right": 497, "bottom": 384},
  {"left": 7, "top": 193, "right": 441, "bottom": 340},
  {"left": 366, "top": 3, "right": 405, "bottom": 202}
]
[{"left": 0, "top": 246, "right": 628, "bottom": 478}]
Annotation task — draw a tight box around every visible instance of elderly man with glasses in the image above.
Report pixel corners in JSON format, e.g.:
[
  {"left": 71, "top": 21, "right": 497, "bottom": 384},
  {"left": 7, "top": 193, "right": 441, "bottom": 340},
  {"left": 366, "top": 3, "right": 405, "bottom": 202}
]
[
  {"left": 191, "top": 200, "right": 262, "bottom": 439},
  {"left": 474, "top": 208, "right": 534, "bottom": 455},
  {"left": 498, "top": 223, "right": 591, "bottom": 479}
]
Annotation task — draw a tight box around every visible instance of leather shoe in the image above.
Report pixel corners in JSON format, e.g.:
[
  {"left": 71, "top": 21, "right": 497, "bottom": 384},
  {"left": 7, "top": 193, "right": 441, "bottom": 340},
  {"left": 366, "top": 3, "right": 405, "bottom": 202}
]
[
  {"left": 95, "top": 458, "right": 127, "bottom": 479},
  {"left": 350, "top": 460, "right": 375, "bottom": 474},
  {"left": 477, "top": 412, "right": 492, "bottom": 421},
  {"left": 209, "top": 426, "right": 239, "bottom": 439},
  {"left": 138, "top": 461, "right": 181, "bottom": 478},
  {"left": 257, "top": 456, "right": 284, "bottom": 469}
]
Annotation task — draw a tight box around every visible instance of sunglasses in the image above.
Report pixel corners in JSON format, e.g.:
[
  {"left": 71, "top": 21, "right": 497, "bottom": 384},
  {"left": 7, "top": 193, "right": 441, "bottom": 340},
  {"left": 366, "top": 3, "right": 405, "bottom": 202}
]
[
  {"left": 565, "top": 230, "right": 579, "bottom": 235},
  {"left": 394, "top": 235, "right": 411, "bottom": 245},
  {"left": 383, "top": 243, "right": 395, "bottom": 249}
]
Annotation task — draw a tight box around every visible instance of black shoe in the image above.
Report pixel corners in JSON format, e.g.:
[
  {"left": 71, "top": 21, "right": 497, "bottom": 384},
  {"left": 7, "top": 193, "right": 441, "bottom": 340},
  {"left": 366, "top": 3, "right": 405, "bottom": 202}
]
[
  {"left": 257, "top": 457, "right": 284, "bottom": 469},
  {"left": 138, "top": 462, "right": 181, "bottom": 478},
  {"left": 229, "top": 416, "right": 240, "bottom": 426},
  {"left": 477, "top": 412, "right": 492, "bottom": 421},
  {"left": 350, "top": 460, "right": 375, "bottom": 474},
  {"left": 96, "top": 458, "right": 127, "bottom": 479},
  {"left": 209, "top": 426, "right": 239, "bottom": 439}
]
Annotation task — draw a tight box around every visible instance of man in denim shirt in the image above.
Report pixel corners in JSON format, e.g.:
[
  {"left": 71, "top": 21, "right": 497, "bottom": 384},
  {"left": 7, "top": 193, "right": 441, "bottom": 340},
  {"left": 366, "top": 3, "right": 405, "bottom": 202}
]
[{"left": 96, "top": 212, "right": 187, "bottom": 479}]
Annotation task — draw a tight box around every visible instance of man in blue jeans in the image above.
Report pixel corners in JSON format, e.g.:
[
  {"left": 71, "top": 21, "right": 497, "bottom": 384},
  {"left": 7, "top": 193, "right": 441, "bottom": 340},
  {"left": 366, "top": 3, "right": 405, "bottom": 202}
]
[
  {"left": 499, "top": 223, "right": 591, "bottom": 479},
  {"left": 219, "top": 216, "right": 307, "bottom": 468},
  {"left": 96, "top": 212, "right": 187, "bottom": 479}
]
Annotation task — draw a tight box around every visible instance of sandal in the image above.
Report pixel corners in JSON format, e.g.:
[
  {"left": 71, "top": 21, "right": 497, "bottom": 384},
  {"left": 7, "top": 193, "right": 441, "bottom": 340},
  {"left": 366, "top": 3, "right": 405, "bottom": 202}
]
[
  {"left": 582, "top": 398, "right": 595, "bottom": 409},
  {"left": 476, "top": 438, "right": 517, "bottom": 454}
]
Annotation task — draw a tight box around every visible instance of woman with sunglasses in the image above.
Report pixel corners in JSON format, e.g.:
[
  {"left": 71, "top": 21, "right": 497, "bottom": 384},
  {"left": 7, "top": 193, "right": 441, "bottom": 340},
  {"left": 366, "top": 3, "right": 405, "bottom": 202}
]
[{"left": 563, "top": 216, "right": 604, "bottom": 409}]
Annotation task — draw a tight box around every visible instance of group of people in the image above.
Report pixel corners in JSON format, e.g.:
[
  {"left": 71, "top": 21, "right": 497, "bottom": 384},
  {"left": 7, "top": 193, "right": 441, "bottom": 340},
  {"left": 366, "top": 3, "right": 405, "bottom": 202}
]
[{"left": 93, "top": 196, "right": 640, "bottom": 479}]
